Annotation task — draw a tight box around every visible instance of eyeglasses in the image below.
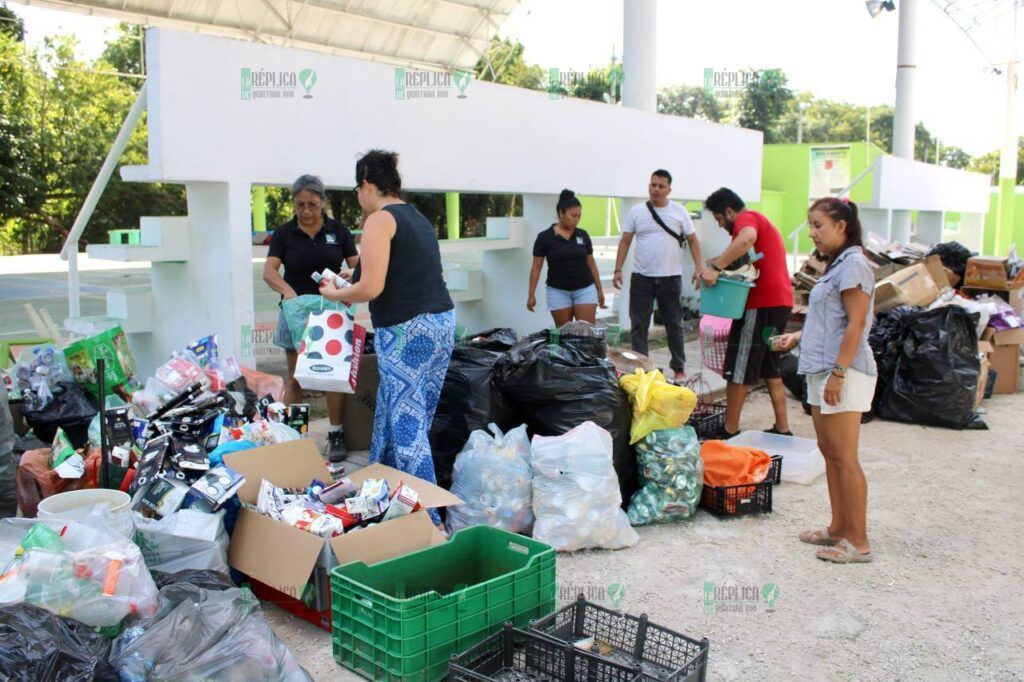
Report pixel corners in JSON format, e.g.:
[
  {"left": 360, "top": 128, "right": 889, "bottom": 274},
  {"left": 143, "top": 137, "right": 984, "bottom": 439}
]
[
  {"left": 352, "top": 184, "right": 360, "bottom": 195},
  {"left": 293, "top": 201, "right": 321, "bottom": 212}
]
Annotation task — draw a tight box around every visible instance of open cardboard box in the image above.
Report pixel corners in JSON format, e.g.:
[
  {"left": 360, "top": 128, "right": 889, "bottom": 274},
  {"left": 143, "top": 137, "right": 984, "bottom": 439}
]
[
  {"left": 964, "top": 256, "right": 1024, "bottom": 291},
  {"left": 981, "top": 327, "right": 1024, "bottom": 395},
  {"left": 224, "top": 439, "right": 462, "bottom": 599},
  {"left": 874, "top": 260, "right": 944, "bottom": 313}
]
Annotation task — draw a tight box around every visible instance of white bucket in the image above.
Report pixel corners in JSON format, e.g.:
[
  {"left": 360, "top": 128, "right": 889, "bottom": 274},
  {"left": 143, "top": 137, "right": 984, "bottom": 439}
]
[{"left": 37, "top": 489, "right": 134, "bottom": 538}]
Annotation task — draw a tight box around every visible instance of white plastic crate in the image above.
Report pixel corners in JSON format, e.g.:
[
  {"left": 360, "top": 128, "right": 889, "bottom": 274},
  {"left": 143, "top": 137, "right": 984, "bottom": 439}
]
[{"left": 726, "top": 431, "right": 825, "bottom": 485}]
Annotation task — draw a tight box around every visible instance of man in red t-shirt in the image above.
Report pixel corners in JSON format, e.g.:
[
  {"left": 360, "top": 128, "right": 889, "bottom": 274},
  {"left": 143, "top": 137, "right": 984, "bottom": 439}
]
[{"left": 700, "top": 188, "right": 794, "bottom": 439}]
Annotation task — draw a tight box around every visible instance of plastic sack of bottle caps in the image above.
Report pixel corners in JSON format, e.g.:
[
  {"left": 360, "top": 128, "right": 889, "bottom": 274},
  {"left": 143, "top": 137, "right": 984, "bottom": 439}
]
[
  {"left": 530, "top": 421, "right": 638, "bottom": 552},
  {"left": 447, "top": 423, "right": 533, "bottom": 535},
  {"left": 0, "top": 510, "right": 159, "bottom": 628},
  {"left": 627, "top": 426, "right": 703, "bottom": 525}
]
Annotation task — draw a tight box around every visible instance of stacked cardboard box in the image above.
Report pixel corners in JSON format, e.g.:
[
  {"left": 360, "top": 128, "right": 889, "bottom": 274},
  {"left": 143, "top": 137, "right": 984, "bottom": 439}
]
[{"left": 965, "top": 252, "right": 1024, "bottom": 395}]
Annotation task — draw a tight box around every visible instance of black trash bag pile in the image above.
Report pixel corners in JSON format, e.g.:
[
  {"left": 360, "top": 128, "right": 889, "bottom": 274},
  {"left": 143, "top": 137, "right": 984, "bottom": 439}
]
[
  {"left": 493, "top": 331, "right": 638, "bottom": 507},
  {"left": 873, "top": 306, "right": 982, "bottom": 429},
  {"left": 778, "top": 351, "right": 812, "bottom": 415},
  {"left": 21, "top": 381, "right": 96, "bottom": 448},
  {"left": 429, "top": 328, "right": 518, "bottom": 490},
  {"left": 0, "top": 603, "right": 117, "bottom": 682},
  {"left": 926, "top": 241, "right": 973, "bottom": 281},
  {"left": 868, "top": 306, "right": 923, "bottom": 413}
]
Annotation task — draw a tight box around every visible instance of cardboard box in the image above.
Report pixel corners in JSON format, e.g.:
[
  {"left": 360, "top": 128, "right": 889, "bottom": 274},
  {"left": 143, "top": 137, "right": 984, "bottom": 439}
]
[
  {"left": 224, "top": 439, "right": 461, "bottom": 599},
  {"left": 342, "top": 353, "right": 379, "bottom": 451},
  {"left": 964, "top": 256, "right": 1024, "bottom": 291},
  {"left": 981, "top": 327, "right": 1023, "bottom": 394},
  {"left": 874, "top": 262, "right": 942, "bottom": 313}
]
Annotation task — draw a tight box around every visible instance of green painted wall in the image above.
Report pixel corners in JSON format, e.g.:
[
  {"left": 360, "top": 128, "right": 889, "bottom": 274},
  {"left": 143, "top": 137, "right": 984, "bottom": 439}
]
[
  {"left": 762, "top": 142, "right": 885, "bottom": 253},
  {"left": 577, "top": 195, "right": 622, "bottom": 236},
  {"left": 983, "top": 189, "right": 1024, "bottom": 256}
]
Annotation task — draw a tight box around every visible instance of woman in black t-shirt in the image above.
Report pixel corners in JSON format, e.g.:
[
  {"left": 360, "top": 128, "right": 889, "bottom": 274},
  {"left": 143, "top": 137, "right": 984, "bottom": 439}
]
[
  {"left": 262, "top": 174, "right": 359, "bottom": 462},
  {"left": 526, "top": 189, "right": 605, "bottom": 325}
]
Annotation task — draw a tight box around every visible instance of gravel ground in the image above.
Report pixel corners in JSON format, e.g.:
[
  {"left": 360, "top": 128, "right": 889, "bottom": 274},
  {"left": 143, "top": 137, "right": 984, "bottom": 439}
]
[{"left": 266, "top": 389, "right": 1024, "bottom": 681}]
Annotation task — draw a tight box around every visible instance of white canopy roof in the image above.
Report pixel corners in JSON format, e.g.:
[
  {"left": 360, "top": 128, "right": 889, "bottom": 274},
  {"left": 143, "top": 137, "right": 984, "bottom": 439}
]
[{"left": 15, "top": 0, "right": 519, "bottom": 71}]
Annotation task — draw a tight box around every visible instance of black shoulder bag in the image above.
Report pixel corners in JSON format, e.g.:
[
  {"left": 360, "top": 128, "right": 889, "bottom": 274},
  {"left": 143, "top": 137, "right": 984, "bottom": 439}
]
[{"left": 645, "top": 201, "right": 686, "bottom": 249}]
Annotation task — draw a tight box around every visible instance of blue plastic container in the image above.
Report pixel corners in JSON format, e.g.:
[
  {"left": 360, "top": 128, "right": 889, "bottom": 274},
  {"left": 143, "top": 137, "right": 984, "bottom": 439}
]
[{"left": 699, "top": 279, "right": 754, "bottom": 319}]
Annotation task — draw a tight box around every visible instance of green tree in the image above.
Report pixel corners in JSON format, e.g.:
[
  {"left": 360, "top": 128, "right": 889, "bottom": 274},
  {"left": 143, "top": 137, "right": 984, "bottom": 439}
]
[
  {"left": 99, "top": 22, "right": 145, "bottom": 82},
  {"left": 657, "top": 85, "right": 723, "bottom": 122},
  {"left": 737, "top": 68, "right": 793, "bottom": 143},
  {"left": 0, "top": 3, "right": 24, "bottom": 41},
  {"left": 473, "top": 37, "right": 545, "bottom": 91},
  {"left": 0, "top": 17, "right": 184, "bottom": 255},
  {"left": 969, "top": 141, "right": 1024, "bottom": 184}
]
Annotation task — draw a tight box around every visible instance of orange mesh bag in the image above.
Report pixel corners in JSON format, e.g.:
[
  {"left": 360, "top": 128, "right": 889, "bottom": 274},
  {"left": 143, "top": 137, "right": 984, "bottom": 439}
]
[{"left": 700, "top": 440, "right": 772, "bottom": 514}]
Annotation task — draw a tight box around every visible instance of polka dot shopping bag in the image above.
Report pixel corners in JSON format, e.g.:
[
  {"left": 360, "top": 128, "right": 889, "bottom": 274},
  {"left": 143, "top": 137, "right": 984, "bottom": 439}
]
[{"left": 293, "top": 306, "right": 366, "bottom": 393}]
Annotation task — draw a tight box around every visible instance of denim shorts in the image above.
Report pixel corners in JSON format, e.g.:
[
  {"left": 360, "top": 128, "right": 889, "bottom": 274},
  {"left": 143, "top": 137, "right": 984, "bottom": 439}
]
[
  {"left": 546, "top": 283, "right": 598, "bottom": 310},
  {"left": 273, "top": 308, "right": 294, "bottom": 351}
]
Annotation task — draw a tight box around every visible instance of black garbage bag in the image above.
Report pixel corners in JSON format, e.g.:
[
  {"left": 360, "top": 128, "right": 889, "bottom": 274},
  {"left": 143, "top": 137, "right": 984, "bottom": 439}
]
[
  {"left": 875, "top": 306, "right": 981, "bottom": 429},
  {"left": 430, "top": 328, "right": 518, "bottom": 490},
  {"left": 926, "top": 241, "right": 973, "bottom": 281},
  {"left": 493, "top": 330, "right": 638, "bottom": 507},
  {"left": 778, "top": 351, "right": 812, "bottom": 415},
  {"left": 153, "top": 569, "right": 235, "bottom": 591},
  {"left": 21, "top": 382, "right": 96, "bottom": 448},
  {"left": 868, "top": 306, "right": 922, "bottom": 412},
  {"left": 0, "top": 603, "right": 117, "bottom": 682}
]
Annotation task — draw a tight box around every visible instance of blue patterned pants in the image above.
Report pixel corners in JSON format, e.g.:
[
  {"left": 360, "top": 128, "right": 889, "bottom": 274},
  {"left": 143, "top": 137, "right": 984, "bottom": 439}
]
[{"left": 370, "top": 310, "right": 456, "bottom": 524}]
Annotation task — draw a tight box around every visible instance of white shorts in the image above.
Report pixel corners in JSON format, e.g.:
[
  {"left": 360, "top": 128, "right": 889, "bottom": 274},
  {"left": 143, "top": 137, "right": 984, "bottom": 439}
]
[{"left": 805, "top": 368, "right": 877, "bottom": 414}]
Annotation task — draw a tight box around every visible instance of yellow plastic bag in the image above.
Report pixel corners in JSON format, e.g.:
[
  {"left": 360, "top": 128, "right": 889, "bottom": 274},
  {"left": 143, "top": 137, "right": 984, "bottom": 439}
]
[{"left": 619, "top": 369, "right": 698, "bottom": 444}]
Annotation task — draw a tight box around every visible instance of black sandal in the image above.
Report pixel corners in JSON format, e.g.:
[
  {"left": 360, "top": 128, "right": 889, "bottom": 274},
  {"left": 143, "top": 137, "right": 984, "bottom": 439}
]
[{"left": 764, "top": 426, "right": 794, "bottom": 437}]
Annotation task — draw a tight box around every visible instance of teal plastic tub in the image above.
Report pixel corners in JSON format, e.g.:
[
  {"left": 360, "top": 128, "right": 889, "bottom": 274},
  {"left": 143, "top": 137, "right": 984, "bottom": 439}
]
[{"left": 699, "top": 279, "right": 754, "bottom": 320}]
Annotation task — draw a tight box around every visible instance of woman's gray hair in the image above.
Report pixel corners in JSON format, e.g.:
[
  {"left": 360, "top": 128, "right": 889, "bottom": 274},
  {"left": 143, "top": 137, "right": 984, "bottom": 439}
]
[{"left": 291, "top": 174, "right": 327, "bottom": 202}]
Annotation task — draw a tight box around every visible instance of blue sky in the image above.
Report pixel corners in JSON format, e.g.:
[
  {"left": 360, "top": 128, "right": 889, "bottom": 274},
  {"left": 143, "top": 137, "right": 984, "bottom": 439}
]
[{"left": 10, "top": 0, "right": 1020, "bottom": 156}]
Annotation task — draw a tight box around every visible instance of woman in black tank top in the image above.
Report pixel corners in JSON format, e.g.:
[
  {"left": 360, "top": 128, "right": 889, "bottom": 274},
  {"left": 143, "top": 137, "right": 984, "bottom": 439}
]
[{"left": 320, "top": 150, "right": 455, "bottom": 527}]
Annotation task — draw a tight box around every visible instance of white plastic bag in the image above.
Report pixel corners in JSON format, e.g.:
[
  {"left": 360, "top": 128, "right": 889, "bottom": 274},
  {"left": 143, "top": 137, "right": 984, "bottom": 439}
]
[
  {"left": 447, "top": 424, "right": 533, "bottom": 535},
  {"left": 530, "top": 422, "right": 639, "bottom": 552},
  {"left": 0, "top": 509, "right": 159, "bottom": 627},
  {"left": 133, "top": 509, "right": 230, "bottom": 575}
]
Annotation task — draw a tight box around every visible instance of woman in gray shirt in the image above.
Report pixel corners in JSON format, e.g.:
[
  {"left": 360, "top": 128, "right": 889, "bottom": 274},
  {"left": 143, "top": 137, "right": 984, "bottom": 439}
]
[{"left": 774, "top": 197, "right": 875, "bottom": 564}]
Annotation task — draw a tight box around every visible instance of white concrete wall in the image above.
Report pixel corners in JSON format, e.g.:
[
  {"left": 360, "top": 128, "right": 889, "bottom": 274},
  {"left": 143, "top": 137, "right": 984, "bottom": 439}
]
[
  {"left": 142, "top": 29, "right": 763, "bottom": 200},
  {"left": 871, "top": 156, "right": 991, "bottom": 213}
]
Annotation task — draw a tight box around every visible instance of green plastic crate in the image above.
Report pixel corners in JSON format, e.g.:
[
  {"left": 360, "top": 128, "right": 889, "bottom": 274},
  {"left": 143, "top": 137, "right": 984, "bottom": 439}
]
[{"left": 331, "top": 526, "right": 556, "bottom": 681}]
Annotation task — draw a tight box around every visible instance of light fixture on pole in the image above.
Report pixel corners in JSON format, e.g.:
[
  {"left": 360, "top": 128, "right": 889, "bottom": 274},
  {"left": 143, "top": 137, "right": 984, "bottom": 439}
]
[{"left": 865, "top": 0, "right": 896, "bottom": 18}]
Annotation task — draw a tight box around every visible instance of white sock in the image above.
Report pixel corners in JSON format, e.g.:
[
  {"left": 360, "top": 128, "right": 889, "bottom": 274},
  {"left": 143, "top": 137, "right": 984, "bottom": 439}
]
[{"left": 329, "top": 425, "right": 343, "bottom": 433}]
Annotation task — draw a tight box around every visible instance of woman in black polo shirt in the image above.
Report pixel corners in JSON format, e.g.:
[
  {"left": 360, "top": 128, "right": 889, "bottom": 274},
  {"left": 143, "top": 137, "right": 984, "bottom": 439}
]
[
  {"left": 526, "top": 189, "right": 605, "bottom": 325},
  {"left": 262, "top": 174, "right": 359, "bottom": 462}
]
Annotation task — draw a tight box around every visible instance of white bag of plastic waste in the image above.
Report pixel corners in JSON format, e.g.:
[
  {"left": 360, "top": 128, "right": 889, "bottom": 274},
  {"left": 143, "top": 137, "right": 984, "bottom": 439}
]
[
  {"left": 447, "top": 424, "right": 534, "bottom": 535},
  {"left": 530, "top": 421, "right": 639, "bottom": 552},
  {"left": 133, "top": 509, "right": 230, "bottom": 575}
]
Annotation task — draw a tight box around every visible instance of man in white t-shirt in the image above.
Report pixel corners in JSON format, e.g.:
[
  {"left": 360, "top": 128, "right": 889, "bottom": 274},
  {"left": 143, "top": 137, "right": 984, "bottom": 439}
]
[{"left": 613, "top": 169, "right": 705, "bottom": 382}]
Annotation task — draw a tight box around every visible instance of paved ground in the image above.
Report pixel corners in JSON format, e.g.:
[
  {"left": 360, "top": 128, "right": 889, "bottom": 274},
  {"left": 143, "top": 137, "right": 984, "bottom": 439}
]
[{"left": 268, "top": 386, "right": 1024, "bottom": 681}]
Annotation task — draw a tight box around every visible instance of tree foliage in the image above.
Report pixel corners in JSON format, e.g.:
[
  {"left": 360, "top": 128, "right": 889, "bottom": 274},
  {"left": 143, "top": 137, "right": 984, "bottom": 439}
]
[
  {"left": 737, "top": 69, "right": 793, "bottom": 143},
  {"left": 657, "top": 85, "right": 724, "bottom": 122}
]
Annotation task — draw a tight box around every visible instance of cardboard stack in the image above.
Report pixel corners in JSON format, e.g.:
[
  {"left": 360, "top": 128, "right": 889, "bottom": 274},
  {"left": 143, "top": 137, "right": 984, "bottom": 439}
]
[{"left": 964, "top": 252, "right": 1024, "bottom": 396}]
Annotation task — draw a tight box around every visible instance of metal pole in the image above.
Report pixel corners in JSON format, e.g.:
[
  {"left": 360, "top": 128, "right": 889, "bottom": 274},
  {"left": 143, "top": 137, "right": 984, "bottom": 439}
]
[{"left": 891, "top": 0, "right": 918, "bottom": 243}]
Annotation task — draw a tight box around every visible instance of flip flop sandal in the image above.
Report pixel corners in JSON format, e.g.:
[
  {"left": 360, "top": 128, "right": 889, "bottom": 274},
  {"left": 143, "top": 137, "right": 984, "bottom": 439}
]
[
  {"left": 816, "top": 538, "right": 873, "bottom": 564},
  {"left": 799, "top": 528, "right": 836, "bottom": 546}
]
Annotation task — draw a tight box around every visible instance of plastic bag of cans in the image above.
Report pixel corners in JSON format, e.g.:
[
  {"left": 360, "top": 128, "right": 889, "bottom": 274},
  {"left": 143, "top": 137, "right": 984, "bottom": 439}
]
[
  {"left": 530, "top": 422, "right": 638, "bottom": 552},
  {"left": 627, "top": 426, "right": 703, "bottom": 525},
  {"left": 447, "top": 424, "right": 533, "bottom": 535}
]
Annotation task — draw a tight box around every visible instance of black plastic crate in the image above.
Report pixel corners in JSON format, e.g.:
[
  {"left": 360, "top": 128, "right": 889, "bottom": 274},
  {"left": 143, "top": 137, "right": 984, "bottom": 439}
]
[
  {"left": 700, "top": 476, "right": 773, "bottom": 516},
  {"left": 767, "top": 455, "right": 783, "bottom": 485},
  {"left": 686, "top": 402, "right": 726, "bottom": 441},
  {"left": 450, "top": 622, "right": 643, "bottom": 681},
  {"left": 528, "top": 596, "right": 709, "bottom": 682}
]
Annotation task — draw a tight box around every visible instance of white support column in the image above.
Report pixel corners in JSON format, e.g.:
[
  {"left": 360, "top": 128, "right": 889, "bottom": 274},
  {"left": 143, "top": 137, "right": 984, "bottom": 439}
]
[
  {"left": 891, "top": 0, "right": 919, "bottom": 243},
  {"left": 479, "top": 194, "right": 557, "bottom": 336},
  {"left": 622, "top": 0, "right": 657, "bottom": 112}
]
